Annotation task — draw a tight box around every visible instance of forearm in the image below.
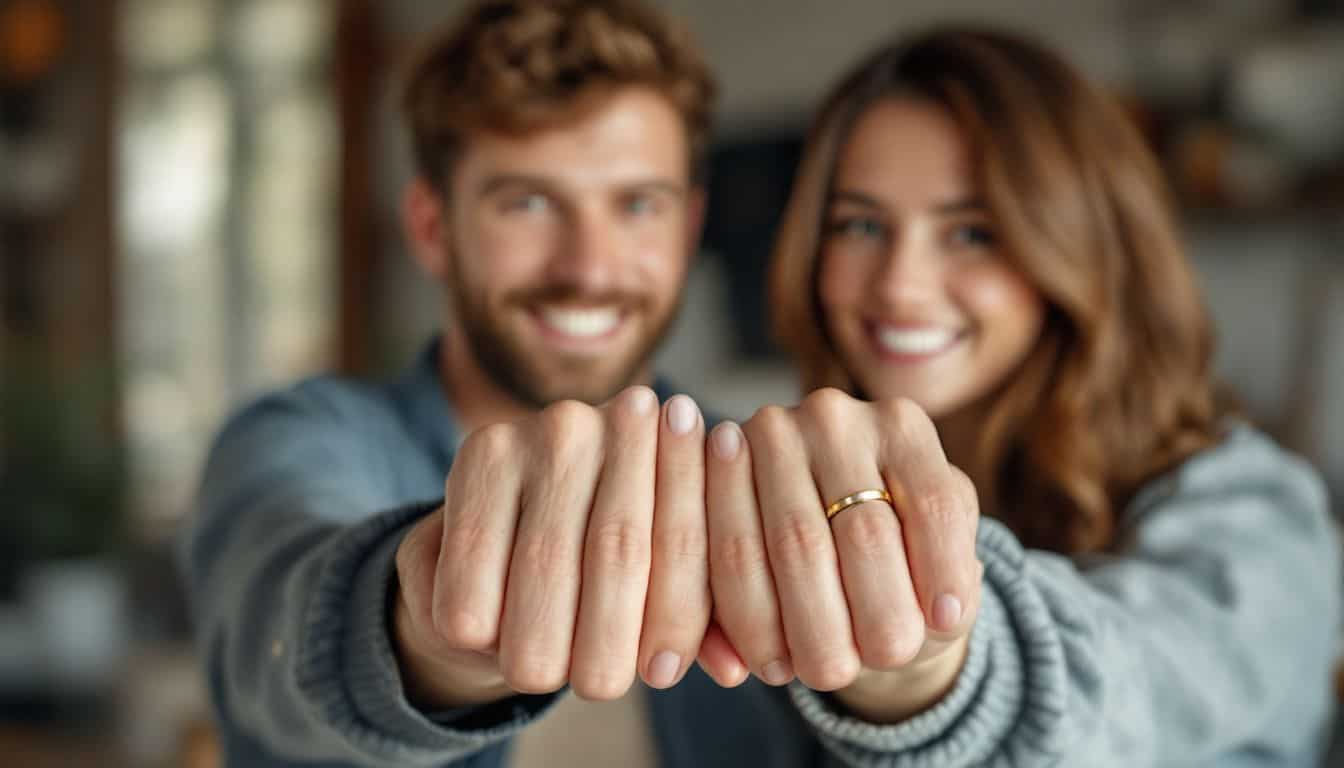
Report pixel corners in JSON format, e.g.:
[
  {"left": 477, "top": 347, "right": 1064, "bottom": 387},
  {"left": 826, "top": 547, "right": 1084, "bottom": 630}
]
[
  {"left": 787, "top": 432, "right": 1342, "bottom": 767},
  {"left": 187, "top": 473, "right": 555, "bottom": 766}
]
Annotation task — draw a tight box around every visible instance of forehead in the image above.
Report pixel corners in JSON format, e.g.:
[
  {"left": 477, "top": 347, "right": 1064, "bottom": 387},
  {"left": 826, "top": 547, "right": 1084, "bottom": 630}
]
[
  {"left": 452, "top": 87, "right": 691, "bottom": 194},
  {"left": 833, "top": 98, "right": 974, "bottom": 204}
]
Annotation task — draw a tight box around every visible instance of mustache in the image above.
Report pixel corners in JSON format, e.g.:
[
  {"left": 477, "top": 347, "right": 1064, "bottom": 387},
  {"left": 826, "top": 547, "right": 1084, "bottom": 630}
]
[{"left": 505, "top": 282, "right": 650, "bottom": 308}]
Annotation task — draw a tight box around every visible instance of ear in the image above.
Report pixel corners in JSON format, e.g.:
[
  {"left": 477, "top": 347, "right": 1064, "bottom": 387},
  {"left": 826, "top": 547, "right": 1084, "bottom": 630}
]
[{"left": 402, "top": 178, "right": 451, "bottom": 281}]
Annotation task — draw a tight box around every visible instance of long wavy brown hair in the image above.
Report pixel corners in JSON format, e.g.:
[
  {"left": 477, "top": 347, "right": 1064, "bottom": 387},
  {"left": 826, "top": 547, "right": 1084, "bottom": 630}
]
[{"left": 771, "top": 28, "right": 1224, "bottom": 555}]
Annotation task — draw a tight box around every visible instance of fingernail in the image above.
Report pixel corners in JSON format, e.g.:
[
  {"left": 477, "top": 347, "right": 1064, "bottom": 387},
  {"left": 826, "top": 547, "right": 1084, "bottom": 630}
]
[
  {"left": 626, "top": 386, "right": 657, "bottom": 415},
  {"left": 711, "top": 422, "right": 741, "bottom": 460},
  {"left": 761, "top": 659, "right": 793, "bottom": 686},
  {"left": 648, "top": 651, "right": 682, "bottom": 689},
  {"left": 667, "top": 395, "right": 699, "bottom": 435},
  {"left": 934, "top": 594, "right": 963, "bottom": 631}
]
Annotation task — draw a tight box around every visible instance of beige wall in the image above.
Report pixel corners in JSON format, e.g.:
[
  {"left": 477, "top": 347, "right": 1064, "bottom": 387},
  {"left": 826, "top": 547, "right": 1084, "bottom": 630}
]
[{"left": 382, "top": 0, "right": 1133, "bottom": 134}]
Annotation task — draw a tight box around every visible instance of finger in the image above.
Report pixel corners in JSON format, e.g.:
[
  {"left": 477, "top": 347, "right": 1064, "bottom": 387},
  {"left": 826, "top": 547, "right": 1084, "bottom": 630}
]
[
  {"left": 497, "top": 401, "right": 604, "bottom": 694},
  {"left": 569, "top": 386, "right": 660, "bottom": 700},
  {"left": 400, "top": 506, "right": 446, "bottom": 637},
  {"left": 876, "top": 399, "right": 980, "bottom": 635},
  {"left": 695, "top": 620, "right": 749, "bottom": 688},
  {"left": 798, "top": 392, "right": 923, "bottom": 671},
  {"left": 706, "top": 420, "right": 794, "bottom": 687},
  {"left": 745, "top": 405, "right": 860, "bottom": 692},
  {"left": 431, "top": 424, "right": 524, "bottom": 651},
  {"left": 639, "top": 395, "right": 709, "bottom": 690}
]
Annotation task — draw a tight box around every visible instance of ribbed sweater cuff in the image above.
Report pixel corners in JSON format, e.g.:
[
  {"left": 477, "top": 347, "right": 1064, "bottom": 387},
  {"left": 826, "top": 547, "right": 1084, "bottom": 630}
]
[
  {"left": 789, "top": 518, "right": 1067, "bottom": 767},
  {"left": 295, "top": 500, "right": 560, "bottom": 765}
]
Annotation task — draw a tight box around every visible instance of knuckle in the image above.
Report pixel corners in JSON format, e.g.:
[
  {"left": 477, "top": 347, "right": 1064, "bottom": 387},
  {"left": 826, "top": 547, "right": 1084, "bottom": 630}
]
[
  {"left": 767, "top": 516, "right": 834, "bottom": 574},
  {"left": 435, "top": 608, "right": 494, "bottom": 652},
  {"left": 908, "top": 488, "right": 962, "bottom": 528},
  {"left": 519, "top": 531, "right": 576, "bottom": 581},
  {"left": 880, "top": 397, "right": 935, "bottom": 442},
  {"left": 948, "top": 466, "right": 981, "bottom": 513},
  {"left": 464, "top": 421, "right": 516, "bottom": 465},
  {"left": 799, "top": 652, "right": 861, "bottom": 692},
  {"left": 541, "top": 400, "right": 601, "bottom": 453},
  {"left": 744, "top": 404, "right": 793, "bottom": 442},
  {"left": 607, "top": 386, "right": 653, "bottom": 429},
  {"left": 801, "top": 386, "right": 852, "bottom": 422},
  {"left": 838, "top": 506, "right": 896, "bottom": 559},
  {"left": 441, "top": 516, "right": 493, "bottom": 566},
  {"left": 656, "top": 524, "right": 708, "bottom": 569},
  {"left": 502, "top": 651, "right": 568, "bottom": 694},
  {"left": 716, "top": 532, "right": 771, "bottom": 583},
  {"left": 646, "top": 580, "right": 710, "bottom": 639},
  {"left": 570, "top": 666, "right": 633, "bottom": 701},
  {"left": 588, "top": 520, "right": 651, "bottom": 575},
  {"left": 860, "top": 622, "right": 924, "bottom": 670}
]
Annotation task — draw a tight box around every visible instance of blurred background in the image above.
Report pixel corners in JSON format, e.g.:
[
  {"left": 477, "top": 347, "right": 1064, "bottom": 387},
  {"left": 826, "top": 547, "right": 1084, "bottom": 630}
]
[{"left": 1, "top": 0, "right": 1342, "bottom": 765}]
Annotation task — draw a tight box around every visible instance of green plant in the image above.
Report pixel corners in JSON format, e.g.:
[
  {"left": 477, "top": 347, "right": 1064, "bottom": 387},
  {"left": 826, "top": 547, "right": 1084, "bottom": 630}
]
[{"left": 0, "top": 344, "right": 126, "bottom": 578}]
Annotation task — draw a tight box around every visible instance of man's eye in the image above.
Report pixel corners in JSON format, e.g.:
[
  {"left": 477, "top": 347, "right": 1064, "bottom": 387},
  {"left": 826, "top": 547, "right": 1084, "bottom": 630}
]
[{"left": 504, "top": 193, "right": 548, "bottom": 213}]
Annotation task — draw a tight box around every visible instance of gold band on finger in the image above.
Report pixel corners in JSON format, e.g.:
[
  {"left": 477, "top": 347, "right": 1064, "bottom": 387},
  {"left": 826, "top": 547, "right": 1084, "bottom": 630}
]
[{"left": 824, "top": 488, "right": 893, "bottom": 522}]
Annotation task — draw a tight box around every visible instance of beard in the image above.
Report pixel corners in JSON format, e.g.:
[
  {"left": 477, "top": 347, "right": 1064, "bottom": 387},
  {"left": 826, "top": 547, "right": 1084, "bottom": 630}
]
[{"left": 449, "top": 260, "right": 683, "bottom": 409}]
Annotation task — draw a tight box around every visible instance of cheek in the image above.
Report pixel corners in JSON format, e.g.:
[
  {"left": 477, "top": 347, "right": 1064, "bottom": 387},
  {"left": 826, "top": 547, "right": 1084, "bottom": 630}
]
[
  {"left": 470, "top": 219, "right": 554, "bottom": 289},
  {"left": 818, "top": 248, "right": 867, "bottom": 318},
  {"left": 962, "top": 264, "right": 1042, "bottom": 321},
  {"left": 959, "top": 265, "right": 1044, "bottom": 343},
  {"left": 632, "top": 221, "right": 689, "bottom": 299}
]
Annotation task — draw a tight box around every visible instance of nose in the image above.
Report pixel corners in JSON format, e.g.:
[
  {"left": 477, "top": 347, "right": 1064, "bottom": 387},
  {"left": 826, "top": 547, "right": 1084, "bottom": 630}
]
[
  {"left": 872, "top": 228, "right": 941, "bottom": 310},
  {"left": 546, "top": 205, "right": 620, "bottom": 294}
]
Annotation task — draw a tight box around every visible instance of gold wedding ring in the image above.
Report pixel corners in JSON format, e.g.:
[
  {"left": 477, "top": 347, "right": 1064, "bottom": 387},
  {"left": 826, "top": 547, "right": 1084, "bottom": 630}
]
[{"left": 824, "top": 488, "right": 893, "bottom": 522}]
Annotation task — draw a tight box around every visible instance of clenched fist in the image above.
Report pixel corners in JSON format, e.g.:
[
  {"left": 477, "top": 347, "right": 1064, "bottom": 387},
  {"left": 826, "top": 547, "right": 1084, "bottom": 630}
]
[
  {"left": 702, "top": 389, "right": 982, "bottom": 720},
  {"left": 392, "top": 386, "right": 710, "bottom": 707}
]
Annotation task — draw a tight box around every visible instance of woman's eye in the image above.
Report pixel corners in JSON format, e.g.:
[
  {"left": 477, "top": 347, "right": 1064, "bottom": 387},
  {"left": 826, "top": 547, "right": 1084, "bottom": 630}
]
[
  {"left": 625, "top": 195, "right": 660, "bottom": 216},
  {"left": 949, "top": 223, "right": 996, "bottom": 248},
  {"left": 828, "top": 217, "right": 885, "bottom": 240}
]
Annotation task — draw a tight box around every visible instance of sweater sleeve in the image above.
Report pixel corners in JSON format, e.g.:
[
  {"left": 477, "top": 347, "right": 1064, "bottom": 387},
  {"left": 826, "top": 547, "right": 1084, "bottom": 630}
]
[
  {"left": 788, "top": 428, "right": 1342, "bottom": 767},
  {"left": 179, "top": 385, "right": 559, "bottom": 766}
]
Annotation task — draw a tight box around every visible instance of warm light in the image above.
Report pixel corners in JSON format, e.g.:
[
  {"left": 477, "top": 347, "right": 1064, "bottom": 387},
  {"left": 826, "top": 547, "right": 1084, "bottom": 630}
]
[{"left": 0, "top": 0, "right": 65, "bottom": 83}]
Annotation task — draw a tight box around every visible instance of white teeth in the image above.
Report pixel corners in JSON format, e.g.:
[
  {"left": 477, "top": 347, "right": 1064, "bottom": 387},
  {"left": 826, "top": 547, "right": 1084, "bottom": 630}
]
[
  {"left": 539, "top": 306, "right": 621, "bottom": 338},
  {"left": 876, "top": 327, "right": 958, "bottom": 355}
]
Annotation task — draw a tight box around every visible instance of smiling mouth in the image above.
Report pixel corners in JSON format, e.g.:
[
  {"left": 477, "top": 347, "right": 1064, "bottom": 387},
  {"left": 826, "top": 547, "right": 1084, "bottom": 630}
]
[
  {"left": 533, "top": 305, "right": 625, "bottom": 344},
  {"left": 870, "top": 324, "right": 964, "bottom": 360}
]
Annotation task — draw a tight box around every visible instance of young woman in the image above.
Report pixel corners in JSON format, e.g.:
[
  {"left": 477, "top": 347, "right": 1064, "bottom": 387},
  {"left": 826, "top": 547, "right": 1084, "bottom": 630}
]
[{"left": 753, "top": 27, "right": 1341, "bottom": 765}]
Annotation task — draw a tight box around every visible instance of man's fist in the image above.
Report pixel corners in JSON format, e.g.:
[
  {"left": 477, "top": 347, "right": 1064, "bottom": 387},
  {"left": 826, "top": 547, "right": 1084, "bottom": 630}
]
[{"left": 392, "top": 387, "right": 710, "bottom": 707}]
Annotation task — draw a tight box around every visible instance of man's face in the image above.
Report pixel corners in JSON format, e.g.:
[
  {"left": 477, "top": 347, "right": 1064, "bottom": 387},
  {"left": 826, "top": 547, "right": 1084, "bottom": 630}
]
[{"left": 442, "top": 87, "right": 698, "bottom": 408}]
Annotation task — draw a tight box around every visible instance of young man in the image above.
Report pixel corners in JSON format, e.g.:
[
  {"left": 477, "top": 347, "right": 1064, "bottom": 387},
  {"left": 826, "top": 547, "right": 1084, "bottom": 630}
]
[
  {"left": 184, "top": 2, "right": 983, "bottom": 766},
  {"left": 186, "top": 0, "right": 720, "bottom": 763}
]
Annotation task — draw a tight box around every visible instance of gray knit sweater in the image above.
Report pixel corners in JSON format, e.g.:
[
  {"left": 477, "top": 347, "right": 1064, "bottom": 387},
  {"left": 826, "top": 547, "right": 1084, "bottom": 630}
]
[{"left": 181, "top": 342, "right": 1341, "bottom": 767}]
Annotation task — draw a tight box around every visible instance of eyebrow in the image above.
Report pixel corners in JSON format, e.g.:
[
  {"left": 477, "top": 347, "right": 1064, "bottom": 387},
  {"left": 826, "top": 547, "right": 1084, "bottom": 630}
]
[
  {"left": 477, "top": 173, "right": 687, "bottom": 199},
  {"left": 829, "top": 189, "right": 986, "bottom": 214}
]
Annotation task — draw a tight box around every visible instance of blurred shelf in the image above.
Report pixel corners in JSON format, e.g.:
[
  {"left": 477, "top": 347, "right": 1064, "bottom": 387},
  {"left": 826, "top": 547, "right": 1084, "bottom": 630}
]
[{"left": 0, "top": 724, "right": 125, "bottom": 768}]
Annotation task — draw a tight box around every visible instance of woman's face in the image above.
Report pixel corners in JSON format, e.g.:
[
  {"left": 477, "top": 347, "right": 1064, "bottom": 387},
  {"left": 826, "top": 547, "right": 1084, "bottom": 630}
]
[{"left": 818, "top": 98, "right": 1045, "bottom": 420}]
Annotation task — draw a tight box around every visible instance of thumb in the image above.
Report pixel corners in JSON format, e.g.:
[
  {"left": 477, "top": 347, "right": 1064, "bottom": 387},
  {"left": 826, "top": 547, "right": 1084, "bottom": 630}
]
[{"left": 695, "top": 620, "right": 750, "bottom": 688}]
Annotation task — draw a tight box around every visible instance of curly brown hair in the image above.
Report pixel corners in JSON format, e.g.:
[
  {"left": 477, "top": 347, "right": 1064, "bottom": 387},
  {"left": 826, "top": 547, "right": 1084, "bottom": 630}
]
[
  {"left": 401, "top": 0, "right": 717, "bottom": 189},
  {"left": 771, "top": 28, "right": 1224, "bottom": 555}
]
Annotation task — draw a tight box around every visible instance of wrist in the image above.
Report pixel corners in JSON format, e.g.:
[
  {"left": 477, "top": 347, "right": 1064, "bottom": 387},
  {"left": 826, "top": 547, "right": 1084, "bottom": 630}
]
[
  {"left": 832, "top": 631, "right": 971, "bottom": 724},
  {"left": 391, "top": 582, "right": 513, "bottom": 711}
]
